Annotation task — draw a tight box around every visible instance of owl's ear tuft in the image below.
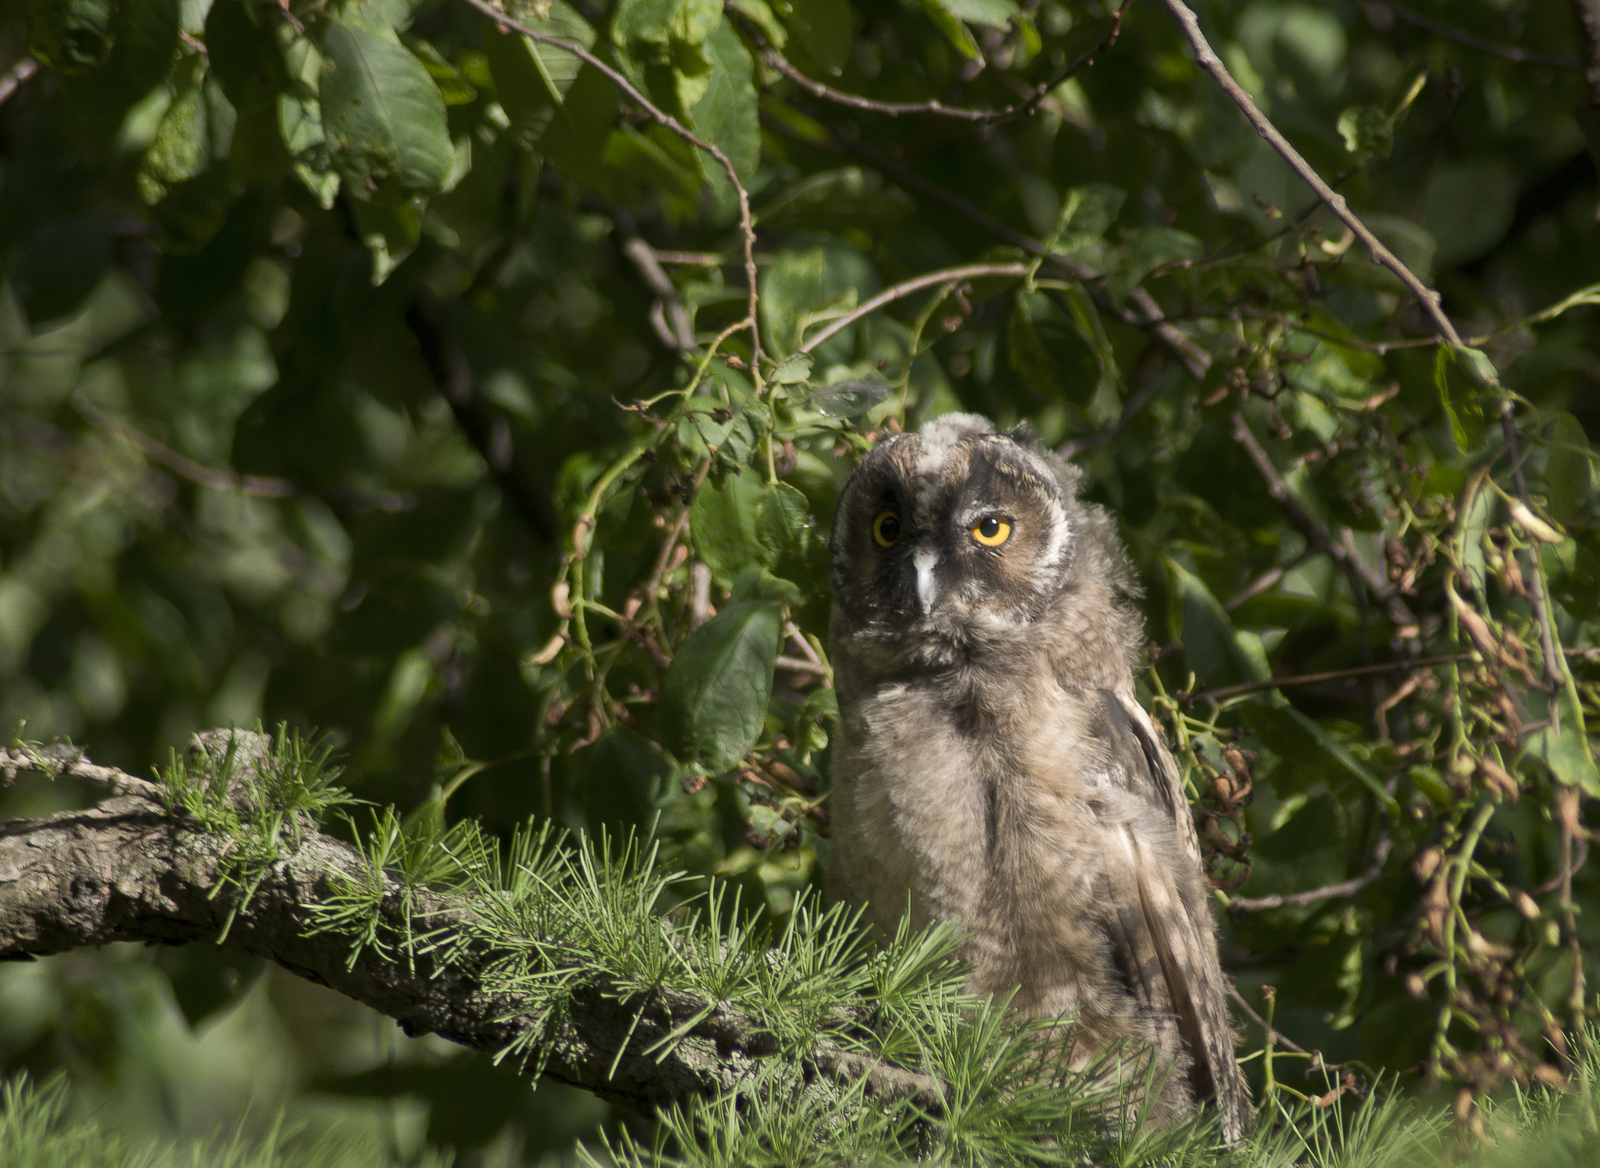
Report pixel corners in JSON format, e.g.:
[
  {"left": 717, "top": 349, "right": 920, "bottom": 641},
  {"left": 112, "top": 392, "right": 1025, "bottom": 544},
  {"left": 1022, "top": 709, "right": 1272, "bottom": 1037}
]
[{"left": 1007, "top": 420, "right": 1041, "bottom": 450}]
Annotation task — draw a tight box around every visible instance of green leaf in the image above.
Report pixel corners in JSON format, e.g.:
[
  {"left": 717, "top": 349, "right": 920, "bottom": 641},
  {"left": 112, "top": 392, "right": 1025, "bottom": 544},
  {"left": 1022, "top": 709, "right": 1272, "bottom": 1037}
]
[
  {"left": 755, "top": 167, "right": 914, "bottom": 234},
  {"left": 1107, "top": 227, "right": 1203, "bottom": 305},
  {"left": 1247, "top": 699, "right": 1401, "bottom": 814},
  {"left": 8, "top": 213, "right": 111, "bottom": 326},
  {"left": 1525, "top": 693, "right": 1600, "bottom": 797},
  {"left": 770, "top": 353, "right": 814, "bottom": 384},
  {"left": 689, "top": 21, "right": 759, "bottom": 186},
  {"left": 481, "top": 5, "right": 597, "bottom": 144},
  {"left": 534, "top": 64, "right": 619, "bottom": 193},
  {"left": 1336, "top": 104, "right": 1393, "bottom": 158},
  {"left": 352, "top": 198, "right": 422, "bottom": 285},
  {"left": 760, "top": 237, "right": 880, "bottom": 358},
  {"left": 319, "top": 19, "right": 454, "bottom": 199},
  {"left": 1167, "top": 560, "right": 1269, "bottom": 688},
  {"left": 405, "top": 37, "right": 478, "bottom": 106},
  {"left": 206, "top": 0, "right": 287, "bottom": 112},
  {"left": 28, "top": 0, "right": 117, "bottom": 73},
  {"left": 1546, "top": 413, "right": 1593, "bottom": 519},
  {"left": 1049, "top": 184, "right": 1125, "bottom": 254},
  {"left": 660, "top": 601, "right": 782, "bottom": 774},
  {"left": 691, "top": 471, "right": 767, "bottom": 587},
  {"left": 928, "top": 0, "right": 1018, "bottom": 30},
  {"left": 279, "top": 34, "right": 340, "bottom": 208},
  {"left": 1007, "top": 292, "right": 1060, "bottom": 399},
  {"left": 773, "top": 0, "right": 852, "bottom": 75},
  {"left": 915, "top": 0, "right": 982, "bottom": 60},
  {"left": 1434, "top": 345, "right": 1489, "bottom": 454},
  {"left": 756, "top": 481, "right": 824, "bottom": 594},
  {"left": 137, "top": 76, "right": 236, "bottom": 205}
]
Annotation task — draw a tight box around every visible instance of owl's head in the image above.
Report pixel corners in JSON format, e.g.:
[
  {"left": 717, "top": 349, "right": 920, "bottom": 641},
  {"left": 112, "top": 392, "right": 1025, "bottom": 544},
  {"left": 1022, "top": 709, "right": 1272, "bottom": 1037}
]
[{"left": 829, "top": 414, "right": 1111, "bottom": 659}]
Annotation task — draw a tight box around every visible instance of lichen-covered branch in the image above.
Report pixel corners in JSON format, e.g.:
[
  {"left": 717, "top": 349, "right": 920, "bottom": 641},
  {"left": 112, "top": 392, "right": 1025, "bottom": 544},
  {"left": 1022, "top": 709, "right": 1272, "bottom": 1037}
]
[{"left": 0, "top": 747, "right": 938, "bottom": 1117}]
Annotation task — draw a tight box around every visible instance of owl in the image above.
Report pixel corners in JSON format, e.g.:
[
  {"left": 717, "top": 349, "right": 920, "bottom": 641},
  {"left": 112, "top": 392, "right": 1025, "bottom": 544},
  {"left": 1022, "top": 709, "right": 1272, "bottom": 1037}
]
[{"left": 826, "top": 413, "right": 1252, "bottom": 1142}]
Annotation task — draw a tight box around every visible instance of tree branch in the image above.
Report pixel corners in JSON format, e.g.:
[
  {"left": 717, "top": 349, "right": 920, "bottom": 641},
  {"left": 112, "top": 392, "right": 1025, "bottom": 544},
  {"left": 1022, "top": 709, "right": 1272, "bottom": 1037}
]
[
  {"left": 1226, "top": 838, "right": 1393, "bottom": 912},
  {"left": 1377, "top": 2, "right": 1577, "bottom": 69},
  {"left": 406, "top": 295, "right": 559, "bottom": 543},
  {"left": 763, "top": 109, "right": 1212, "bottom": 379},
  {"left": 1161, "top": 0, "right": 1462, "bottom": 346},
  {"left": 1187, "top": 655, "right": 1472, "bottom": 705},
  {"left": 0, "top": 747, "right": 941, "bottom": 1116},
  {"left": 736, "top": 0, "right": 1130, "bottom": 125},
  {"left": 796, "top": 262, "right": 1029, "bottom": 354},
  {"left": 462, "top": 0, "right": 763, "bottom": 368}
]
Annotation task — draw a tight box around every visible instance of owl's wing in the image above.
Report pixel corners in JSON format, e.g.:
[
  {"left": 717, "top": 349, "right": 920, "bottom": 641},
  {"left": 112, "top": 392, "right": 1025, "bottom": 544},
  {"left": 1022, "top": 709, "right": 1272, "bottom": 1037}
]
[{"left": 1092, "top": 688, "right": 1252, "bottom": 1143}]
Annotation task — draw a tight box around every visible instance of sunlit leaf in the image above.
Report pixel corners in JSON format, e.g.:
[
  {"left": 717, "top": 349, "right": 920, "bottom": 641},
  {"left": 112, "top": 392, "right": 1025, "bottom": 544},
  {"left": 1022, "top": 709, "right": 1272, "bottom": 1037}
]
[{"left": 660, "top": 600, "right": 782, "bottom": 774}]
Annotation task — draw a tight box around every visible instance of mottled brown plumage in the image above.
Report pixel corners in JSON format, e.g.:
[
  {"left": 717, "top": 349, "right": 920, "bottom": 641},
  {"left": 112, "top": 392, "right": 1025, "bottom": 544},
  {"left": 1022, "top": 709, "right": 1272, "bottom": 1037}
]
[{"left": 826, "top": 414, "right": 1252, "bottom": 1141}]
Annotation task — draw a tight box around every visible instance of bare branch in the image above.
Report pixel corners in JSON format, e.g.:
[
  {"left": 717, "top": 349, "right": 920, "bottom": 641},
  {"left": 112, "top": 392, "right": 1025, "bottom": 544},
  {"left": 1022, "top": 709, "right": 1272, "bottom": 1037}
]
[
  {"left": 1161, "top": 0, "right": 1463, "bottom": 346},
  {"left": 763, "top": 109, "right": 1211, "bottom": 378},
  {"left": 0, "top": 747, "right": 943, "bottom": 1116},
  {"left": 1376, "top": 2, "right": 1578, "bottom": 69},
  {"left": 797, "top": 263, "right": 1029, "bottom": 354},
  {"left": 1186, "top": 655, "right": 1473, "bottom": 705},
  {"left": 462, "top": 0, "right": 763, "bottom": 368},
  {"left": 737, "top": 0, "right": 1130, "bottom": 125},
  {"left": 1226, "top": 985, "right": 1312, "bottom": 1056},
  {"left": 1227, "top": 838, "right": 1393, "bottom": 911},
  {"left": 77, "top": 398, "right": 297, "bottom": 499},
  {"left": 0, "top": 56, "right": 39, "bottom": 106}
]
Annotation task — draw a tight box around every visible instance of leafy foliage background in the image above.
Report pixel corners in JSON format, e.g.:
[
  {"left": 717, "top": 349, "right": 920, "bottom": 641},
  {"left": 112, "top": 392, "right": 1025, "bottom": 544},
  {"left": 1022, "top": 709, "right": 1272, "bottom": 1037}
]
[{"left": 0, "top": 0, "right": 1597, "bottom": 1161}]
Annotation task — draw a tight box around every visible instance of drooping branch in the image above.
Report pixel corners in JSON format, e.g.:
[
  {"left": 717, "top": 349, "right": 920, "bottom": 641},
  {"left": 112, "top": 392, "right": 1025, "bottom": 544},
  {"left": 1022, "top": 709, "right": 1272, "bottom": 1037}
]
[
  {"left": 1377, "top": 2, "right": 1577, "bottom": 69},
  {"left": 1226, "top": 838, "right": 1393, "bottom": 912},
  {"left": 734, "top": 0, "right": 1131, "bottom": 125},
  {"left": 461, "top": 0, "right": 763, "bottom": 368},
  {"left": 796, "top": 262, "right": 1030, "bottom": 354},
  {"left": 1161, "top": 0, "right": 1462, "bottom": 346},
  {"left": 0, "top": 747, "right": 939, "bottom": 1116}
]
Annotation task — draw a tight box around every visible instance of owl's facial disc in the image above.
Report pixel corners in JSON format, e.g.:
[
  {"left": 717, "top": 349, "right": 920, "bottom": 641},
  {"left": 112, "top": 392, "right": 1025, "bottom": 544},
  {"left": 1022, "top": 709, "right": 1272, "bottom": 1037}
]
[{"left": 829, "top": 416, "right": 1073, "bottom": 650}]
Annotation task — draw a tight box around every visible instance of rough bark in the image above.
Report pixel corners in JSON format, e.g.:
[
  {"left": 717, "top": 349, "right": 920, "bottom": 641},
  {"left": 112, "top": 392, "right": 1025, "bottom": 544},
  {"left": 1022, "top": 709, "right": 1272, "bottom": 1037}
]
[{"left": 0, "top": 747, "right": 939, "bottom": 1117}]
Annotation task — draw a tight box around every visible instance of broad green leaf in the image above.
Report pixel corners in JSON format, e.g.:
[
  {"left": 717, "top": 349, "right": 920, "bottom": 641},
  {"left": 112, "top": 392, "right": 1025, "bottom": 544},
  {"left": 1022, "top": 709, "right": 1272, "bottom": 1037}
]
[
  {"left": 804, "top": 378, "right": 888, "bottom": 418},
  {"left": 279, "top": 34, "right": 340, "bottom": 208},
  {"left": 481, "top": 5, "right": 597, "bottom": 143},
  {"left": 1049, "top": 184, "right": 1125, "bottom": 253},
  {"left": 770, "top": 353, "right": 814, "bottom": 384},
  {"left": 1007, "top": 293, "right": 1060, "bottom": 399},
  {"left": 1337, "top": 104, "right": 1393, "bottom": 158},
  {"left": 691, "top": 471, "right": 767, "bottom": 587},
  {"left": 8, "top": 213, "right": 111, "bottom": 326},
  {"left": 756, "top": 168, "right": 914, "bottom": 233},
  {"left": 1434, "top": 345, "right": 1489, "bottom": 454},
  {"left": 660, "top": 601, "right": 782, "bottom": 774},
  {"left": 206, "top": 0, "right": 287, "bottom": 112},
  {"left": 1458, "top": 478, "right": 1495, "bottom": 601},
  {"left": 1425, "top": 158, "right": 1517, "bottom": 267},
  {"left": 773, "top": 0, "right": 852, "bottom": 75},
  {"left": 319, "top": 19, "right": 454, "bottom": 198},
  {"left": 406, "top": 37, "right": 478, "bottom": 106},
  {"left": 1106, "top": 228, "right": 1203, "bottom": 305},
  {"left": 352, "top": 198, "right": 422, "bottom": 285},
  {"left": 915, "top": 0, "right": 982, "bottom": 60},
  {"left": 928, "top": 0, "right": 1018, "bottom": 30},
  {"left": 534, "top": 64, "right": 619, "bottom": 193},
  {"left": 1525, "top": 692, "right": 1600, "bottom": 797},
  {"left": 1546, "top": 413, "right": 1592, "bottom": 519},
  {"left": 1167, "top": 560, "right": 1269, "bottom": 688},
  {"left": 690, "top": 21, "right": 759, "bottom": 186},
  {"left": 603, "top": 125, "right": 703, "bottom": 201},
  {"left": 1247, "top": 699, "right": 1400, "bottom": 814},
  {"left": 138, "top": 77, "right": 236, "bottom": 205},
  {"left": 760, "top": 237, "right": 880, "bottom": 358},
  {"left": 28, "top": 0, "right": 117, "bottom": 73}
]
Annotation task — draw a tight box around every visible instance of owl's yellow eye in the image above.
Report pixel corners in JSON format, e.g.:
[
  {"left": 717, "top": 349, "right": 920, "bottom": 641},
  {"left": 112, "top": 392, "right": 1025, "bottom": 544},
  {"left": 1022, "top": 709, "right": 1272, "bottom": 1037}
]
[
  {"left": 872, "top": 511, "right": 901, "bottom": 548},
  {"left": 972, "top": 515, "right": 1012, "bottom": 546}
]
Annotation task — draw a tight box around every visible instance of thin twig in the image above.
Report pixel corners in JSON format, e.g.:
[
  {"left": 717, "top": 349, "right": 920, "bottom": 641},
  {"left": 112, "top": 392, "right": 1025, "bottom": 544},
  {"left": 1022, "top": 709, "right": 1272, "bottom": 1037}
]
[
  {"left": 1227, "top": 984, "right": 1312, "bottom": 1055},
  {"left": 1188, "top": 655, "right": 1473, "bottom": 704},
  {"left": 462, "top": 0, "right": 762, "bottom": 368},
  {"left": 739, "top": 0, "right": 1131, "bottom": 125},
  {"left": 1377, "top": 2, "right": 1578, "bottom": 69},
  {"left": 76, "top": 399, "right": 297, "bottom": 498},
  {"left": 1161, "top": 0, "right": 1462, "bottom": 346},
  {"left": 797, "top": 263, "right": 1029, "bottom": 354},
  {"left": 1228, "top": 838, "right": 1393, "bottom": 910},
  {"left": 0, "top": 56, "right": 38, "bottom": 106},
  {"left": 1057, "top": 345, "right": 1169, "bottom": 459},
  {"left": 765, "top": 109, "right": 1211, "bottom": 378}
]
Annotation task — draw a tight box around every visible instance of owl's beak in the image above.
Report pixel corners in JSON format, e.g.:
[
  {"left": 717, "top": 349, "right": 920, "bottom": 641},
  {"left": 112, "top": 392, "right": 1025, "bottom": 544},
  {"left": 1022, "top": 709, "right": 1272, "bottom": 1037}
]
[{"left": 912, "top": 548, "right": 940, "bottom": 614}]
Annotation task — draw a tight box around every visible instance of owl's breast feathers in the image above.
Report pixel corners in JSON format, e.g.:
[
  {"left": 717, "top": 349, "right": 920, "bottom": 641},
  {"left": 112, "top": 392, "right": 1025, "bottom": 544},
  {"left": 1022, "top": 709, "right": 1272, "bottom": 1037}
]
[{"left": 828, "top": 652, "right": 1252, "bottom": 1142}]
